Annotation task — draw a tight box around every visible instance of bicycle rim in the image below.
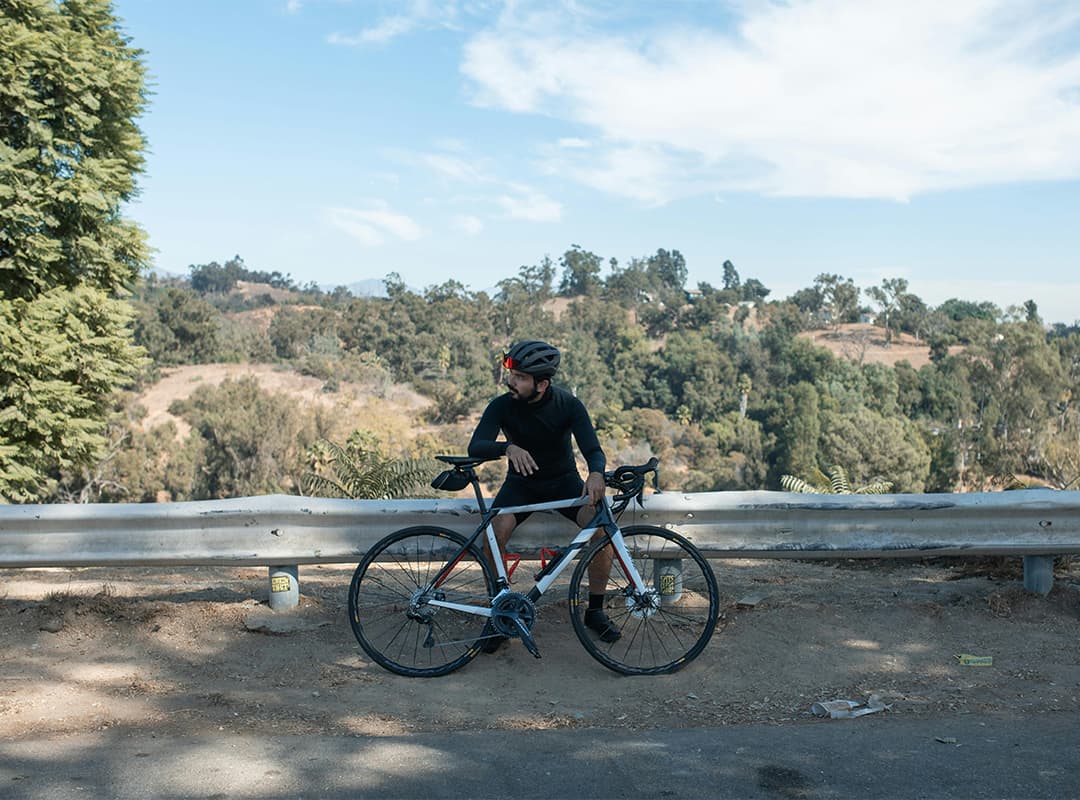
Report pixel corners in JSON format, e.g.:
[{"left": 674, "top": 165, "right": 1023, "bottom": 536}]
[
  {"left": 569, "top": 525, "right": 719, "bottom": 675},
  {"left": 349, "top": 526, "right": 494, "bottom": 677}
]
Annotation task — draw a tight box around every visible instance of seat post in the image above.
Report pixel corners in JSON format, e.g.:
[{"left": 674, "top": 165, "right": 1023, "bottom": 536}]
[{"left": 467, "top": 469, "right": 489, "bottom": 515}]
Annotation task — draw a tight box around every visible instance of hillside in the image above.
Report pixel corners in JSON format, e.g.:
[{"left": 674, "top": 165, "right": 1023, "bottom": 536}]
[
  {"left": 801, "top": 323, "right": 936, "bottom": 369},
  {"left": 136, "top": 363, "right": 434, "bottom": 445}
]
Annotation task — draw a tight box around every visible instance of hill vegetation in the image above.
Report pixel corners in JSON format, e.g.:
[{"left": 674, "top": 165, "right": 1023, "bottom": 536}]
[{"left": 33, "top": 249, "right": 1079, "bottom": 503}]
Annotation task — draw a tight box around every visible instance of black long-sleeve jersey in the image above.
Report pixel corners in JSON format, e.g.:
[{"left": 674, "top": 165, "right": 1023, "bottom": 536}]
[{"left": 468, "top": 385, "right": 606, "bottom": 480}]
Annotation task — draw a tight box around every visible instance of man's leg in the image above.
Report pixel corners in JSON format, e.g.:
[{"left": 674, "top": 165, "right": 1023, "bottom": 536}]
[
  {"left": 483, "top": 513, "right": 517, "bottom": 582},
  {"left": 576, "top": 505, "right": 621, "bottom": 642},
  {"left": 576, "top": 504, "right": 613, "bottom": 593},
  {"left": 478, "top": 513, "right": 517, "bottom": 653}
]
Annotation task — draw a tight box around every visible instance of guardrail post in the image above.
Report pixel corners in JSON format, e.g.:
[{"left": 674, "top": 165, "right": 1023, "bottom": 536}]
[
  {"left": 1022, "top": 556, "right": 1055, "bottom": 596},
  {"left": 268, "top": 565, "right": 299, "bottom": 610},
  {"left": 654, "top": 559, "right": 683, "bottom": 603}
]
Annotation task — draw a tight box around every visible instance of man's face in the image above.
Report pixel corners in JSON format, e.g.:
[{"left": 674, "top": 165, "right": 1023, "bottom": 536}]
[{"left": 506, "top": 369, "right": 546, "bottom": 403}]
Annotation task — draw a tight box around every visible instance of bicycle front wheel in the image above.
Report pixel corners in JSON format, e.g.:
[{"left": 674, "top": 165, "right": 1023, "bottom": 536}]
[
  {"left": 569, "top": 525, "right": 719, "bottom": 675},
  {"left": 349, "top": 525, "right": 495, "bottom": 678}
]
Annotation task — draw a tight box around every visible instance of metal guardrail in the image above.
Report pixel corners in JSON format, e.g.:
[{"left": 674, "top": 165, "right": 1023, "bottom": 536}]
[{"left": 2, "top": 489, "right": 1078, "bottom": 600}]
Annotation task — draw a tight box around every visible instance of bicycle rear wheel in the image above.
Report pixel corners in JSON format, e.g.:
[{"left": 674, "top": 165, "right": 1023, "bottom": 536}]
[
  {"left": 569, "top": 525, "right": 719, "bottom": 675},
  {"left": 349, "top": 525, "right": 495, "bottom": 677}
]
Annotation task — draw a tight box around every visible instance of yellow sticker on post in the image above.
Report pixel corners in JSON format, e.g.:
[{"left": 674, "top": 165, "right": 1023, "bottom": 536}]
[{"left": 955, "top": 653, "right": 993, "bottom": 667}]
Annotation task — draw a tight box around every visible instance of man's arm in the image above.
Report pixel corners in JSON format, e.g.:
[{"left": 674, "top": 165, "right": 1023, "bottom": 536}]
[
  {"left": 467, "top": 399, "right": 509, "bottom": 459},
  {"left": 569, "top": 397, "right": 606, "bottom": 475},
  {"left": 570, "top": 397, "right": 606, "bottom": 505},
  {"left": 583, "top": 471, "right": 606, "bottom": 506}
]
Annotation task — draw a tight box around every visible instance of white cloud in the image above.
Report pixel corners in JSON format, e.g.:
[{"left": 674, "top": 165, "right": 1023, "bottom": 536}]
[
  {"left": 420, "top": 152, "right": 487, "bottom": 182},
  {"left": 326, "top": 203, "right": 423, "bottom": 245},
  {"left": 461, "top": 0, "right": 1080, "bottom": 202},
  {"left": 285, "top": 0, "right": 302, "bottom": 14},
  {"left": 497, "top": 184, "right": 561, "bottom": 222},
  {"left": 328, "top": 15, "right": 415, "bottom": 46},
  {"left": 386, "top": 143, "right": 564, "bottom": 226},
  {"left": 326, "top": 0, "right": 487, "bottom": 46},
  {"left": 453, "top": 214, "right": 484, "bottom": 235}
]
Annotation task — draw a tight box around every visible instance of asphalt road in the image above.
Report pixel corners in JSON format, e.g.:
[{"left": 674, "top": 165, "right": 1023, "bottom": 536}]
[{"left": 3, "top": 712, "right": 1076, "bottom": 799}]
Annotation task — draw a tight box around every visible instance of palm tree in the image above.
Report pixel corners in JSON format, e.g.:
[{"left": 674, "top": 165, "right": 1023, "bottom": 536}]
[
  {"left": 780, "top": 465, "right": 893, "bottom": 494},
  {"left": 301, "top": 434, "right": 436, "bottom": 499}
]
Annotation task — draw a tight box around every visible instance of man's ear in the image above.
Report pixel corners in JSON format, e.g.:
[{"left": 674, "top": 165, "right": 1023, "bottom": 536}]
[{"left": 536, "top": 377, "right": 551, "bottom": 393}]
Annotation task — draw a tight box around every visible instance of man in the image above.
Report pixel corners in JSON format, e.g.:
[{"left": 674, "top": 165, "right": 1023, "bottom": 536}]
[{"left": 468, "top": 339, "right": 620, "bottom": 652}]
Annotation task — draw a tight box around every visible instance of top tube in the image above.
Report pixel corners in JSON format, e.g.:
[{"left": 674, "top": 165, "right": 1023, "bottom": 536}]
[{"left": 491, "top": 495, "right": 591, "bottom": 517}]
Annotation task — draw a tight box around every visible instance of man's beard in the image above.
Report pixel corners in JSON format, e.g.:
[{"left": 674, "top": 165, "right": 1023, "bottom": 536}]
[{"left": 509, "top": 385, "right": 540, "bottom": 403}]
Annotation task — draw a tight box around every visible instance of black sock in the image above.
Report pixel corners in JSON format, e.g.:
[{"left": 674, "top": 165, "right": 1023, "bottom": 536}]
[{"left": 588, "top": 593, "right": 605, "bottom": 611}]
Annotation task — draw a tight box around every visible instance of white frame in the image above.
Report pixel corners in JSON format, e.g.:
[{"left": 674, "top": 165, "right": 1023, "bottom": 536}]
[{"left": 423, "top": 494, "right": 649, "bottom": 618}]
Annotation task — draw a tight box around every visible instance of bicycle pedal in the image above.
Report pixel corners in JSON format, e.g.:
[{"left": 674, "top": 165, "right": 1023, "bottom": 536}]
[{"left": 513, "top": 619, "right": 542, "bottom": 659}]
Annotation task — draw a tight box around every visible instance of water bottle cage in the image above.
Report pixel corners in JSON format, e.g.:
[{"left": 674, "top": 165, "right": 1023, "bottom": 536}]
[{"left": 533, "top": 547, "right": 562, "bottom": 581}]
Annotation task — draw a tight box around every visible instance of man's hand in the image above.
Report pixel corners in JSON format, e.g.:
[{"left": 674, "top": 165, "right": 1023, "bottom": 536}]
[
  {"left": 505, "top": 444, "right": 538, "bottom": 476},
  {"left": 584, "top": 471, "right": 606, "bottom": 507}
]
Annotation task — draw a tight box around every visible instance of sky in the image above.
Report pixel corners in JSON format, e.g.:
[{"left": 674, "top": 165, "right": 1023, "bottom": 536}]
[{"left": 116, "top": 0, "right": 1080, "bottom": 325}]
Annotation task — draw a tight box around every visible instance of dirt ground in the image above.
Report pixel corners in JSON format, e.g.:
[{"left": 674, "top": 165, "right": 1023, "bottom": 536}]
[
  {"left": 2, "top": 556, "right": 1079, "bottom": 741},
  {"left": 800, "top": 323, "right": 939, "bottom": 369}
]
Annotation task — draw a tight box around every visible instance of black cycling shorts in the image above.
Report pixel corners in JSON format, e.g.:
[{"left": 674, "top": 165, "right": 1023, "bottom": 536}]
[{"left": 492, "top": 472, "right": 585, "bottom": 526}]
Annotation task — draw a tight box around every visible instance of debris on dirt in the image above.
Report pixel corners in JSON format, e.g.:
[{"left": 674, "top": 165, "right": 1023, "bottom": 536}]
[
  {"left": 38, "top": 617, "right": 65, "bottom": 633},
  {"left": 736, "top": 592, "right": 767, "bottom": 609},
  {"left": 811, "top": 695, "right": 891, "bottom": 719},
  {"left": 955, "top": 654, "right": 993, "bottom": 667}
]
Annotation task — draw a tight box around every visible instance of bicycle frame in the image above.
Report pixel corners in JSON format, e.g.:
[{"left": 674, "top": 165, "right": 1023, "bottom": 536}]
[
  {"left": 421, "top": 494, "right": 650, "bottom": 619},
  {"left": 349, "top": 454, "right": 719, "bottom": 676}
]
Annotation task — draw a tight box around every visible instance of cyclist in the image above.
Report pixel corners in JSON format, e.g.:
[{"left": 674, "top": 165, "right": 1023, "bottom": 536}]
[{"left": 468, "top": 339, "right": 621, "bottom": 652}]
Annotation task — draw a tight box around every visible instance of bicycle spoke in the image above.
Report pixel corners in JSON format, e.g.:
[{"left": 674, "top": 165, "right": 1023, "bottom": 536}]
[
  {"left": 569, "top": 526, "right": 719, "bottom": 675},
  {"left": 349, "top": 526, "right": 494, "bottom": 677}
]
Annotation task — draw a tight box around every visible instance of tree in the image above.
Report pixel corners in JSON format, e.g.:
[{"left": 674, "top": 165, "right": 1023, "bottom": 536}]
[
  {"left": 1, "top": 0, "right": 150, "bottom": 500},
  {"left": 813, "top": 274, "right": 859, "bottom": 330},
  {"left": 0, "top": 286, "right": 146, "bottom": 500},
  {"left": 645, "top": 248, "right": 687, "bottom": 296},
  {"left": 172, "top": 377, "right": 320, "bottom": 498},
  {"left": 135, "top": 287, "right": 221, "bottom": 364},
  {"left": 722, "top": 260, "right": 741, "bottom": 292},
  {"left": 557, "top": 245, "right": 603, "bottom": 296},
  {"left": 518, "top": 257, "right": 555, "bottom": 302},
  {"left": 740, "top": 278, "right": 770, "bottom": 302},
  {"left": 268, "top": 306, "right": 339, "bottom": 359},
  {"left": 960, "top": 321, "right": 1064, "bottom": 482},
  {"left": 867, "top": 278, "right": 910, "bottom": 347},
  {"left": 767, "top": 381, "right": 821, "bottom": 487},
  {"left": 817, "top": 406, "right": 930, "bottom": 492},
  {"left": 604, "top": 257, "right": 652, "bottom": 305}
]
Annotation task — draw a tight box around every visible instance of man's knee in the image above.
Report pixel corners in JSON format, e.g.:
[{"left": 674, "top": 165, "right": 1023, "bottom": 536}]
[
  {"left": 575, "top": 504, "right": 596, "bottom": 529},
  {"left": 492, "top": 514, "right": 516, "bottom": 543}
]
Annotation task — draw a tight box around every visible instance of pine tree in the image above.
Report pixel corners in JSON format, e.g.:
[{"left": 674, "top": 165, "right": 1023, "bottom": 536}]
[{"left": 0, "top": 0, "right": 150, "bottom": 501}]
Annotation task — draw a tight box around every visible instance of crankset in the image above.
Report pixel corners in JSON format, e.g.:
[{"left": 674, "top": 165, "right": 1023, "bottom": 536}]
[{"left": 490, "top": 592, "right": 541, "bottom": 658}]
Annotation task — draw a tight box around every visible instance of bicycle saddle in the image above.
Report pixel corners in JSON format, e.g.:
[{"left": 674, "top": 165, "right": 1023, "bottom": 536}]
[{"left": 435, "top": 455, "right": 500, "bottom": 468}]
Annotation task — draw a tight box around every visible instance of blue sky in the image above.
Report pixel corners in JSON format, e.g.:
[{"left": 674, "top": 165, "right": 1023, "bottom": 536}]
[{"left": 117, "top": 0, "right": 1080, "bottom": 325}]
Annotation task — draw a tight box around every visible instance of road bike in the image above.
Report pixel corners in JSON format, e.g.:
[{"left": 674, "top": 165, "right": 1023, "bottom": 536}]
[{"left": 348, "top": 456, "right": 720, "bottom": 677}]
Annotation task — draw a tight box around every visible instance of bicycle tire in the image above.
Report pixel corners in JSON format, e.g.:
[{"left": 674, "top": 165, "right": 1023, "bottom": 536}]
[
  {"left": 348, "top": 525, "right": 495, "bottom": 677},
  {"left": 569, "top": 525, "right": 719, "bottom": 675}
]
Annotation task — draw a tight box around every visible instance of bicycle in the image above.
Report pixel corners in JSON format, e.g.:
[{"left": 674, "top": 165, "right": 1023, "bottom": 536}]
[{"left": 348, "top": 456, "right": 720, "bottom": 677}]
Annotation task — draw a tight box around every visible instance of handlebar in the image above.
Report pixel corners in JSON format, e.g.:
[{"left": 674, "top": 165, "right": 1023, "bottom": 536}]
[
  {"left": 604, "top": 457, "right": 660, "bottom": 505},
  {"left": 432, "top": 455, "right": 660, "bottom": 506}
]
